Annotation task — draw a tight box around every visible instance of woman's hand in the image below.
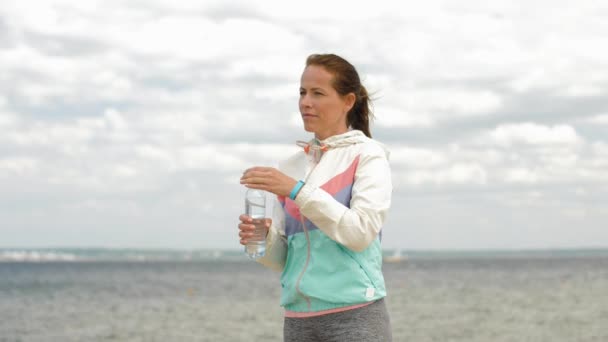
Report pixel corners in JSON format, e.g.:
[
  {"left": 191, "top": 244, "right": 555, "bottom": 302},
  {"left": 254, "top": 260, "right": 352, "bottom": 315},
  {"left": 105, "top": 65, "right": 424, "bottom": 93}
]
[
  {"left": 240, "top": 166, "right": 297, "bottom": 197},
  {"left": 238, "top": 214, "right": 272, "bottom": 245}
]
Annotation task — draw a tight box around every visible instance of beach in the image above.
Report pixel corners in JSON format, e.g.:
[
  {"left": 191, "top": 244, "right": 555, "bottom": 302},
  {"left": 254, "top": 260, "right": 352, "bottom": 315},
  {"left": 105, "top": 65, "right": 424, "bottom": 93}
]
[{"left": 1, "top": 251, "right": 607, "bottom": 341}]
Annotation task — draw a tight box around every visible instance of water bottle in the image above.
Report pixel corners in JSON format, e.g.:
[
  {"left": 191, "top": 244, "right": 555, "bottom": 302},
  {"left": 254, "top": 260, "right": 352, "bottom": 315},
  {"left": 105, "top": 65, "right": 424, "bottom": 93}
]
[{"left": 244, "top": 188, "right": 267, "bottom": 259}]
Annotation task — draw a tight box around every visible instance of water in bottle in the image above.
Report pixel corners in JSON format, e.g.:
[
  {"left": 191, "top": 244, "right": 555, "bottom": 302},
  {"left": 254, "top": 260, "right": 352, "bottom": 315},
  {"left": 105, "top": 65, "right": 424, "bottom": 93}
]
[{"left": 244, "top": 188, "right": 268, "bottom": 259}]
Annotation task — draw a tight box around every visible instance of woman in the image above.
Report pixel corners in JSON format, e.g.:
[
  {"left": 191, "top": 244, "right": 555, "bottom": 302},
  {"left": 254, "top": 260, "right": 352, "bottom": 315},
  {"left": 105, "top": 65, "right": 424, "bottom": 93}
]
[{"left": 239, "top": 53, "right": 393, "bottom": 341}]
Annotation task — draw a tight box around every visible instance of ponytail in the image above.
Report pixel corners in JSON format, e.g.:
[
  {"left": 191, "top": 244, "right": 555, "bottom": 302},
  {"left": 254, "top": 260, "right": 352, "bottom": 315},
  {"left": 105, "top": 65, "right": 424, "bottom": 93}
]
[{"left": 347, "top": 85, "right": 374, "bottom": 138}]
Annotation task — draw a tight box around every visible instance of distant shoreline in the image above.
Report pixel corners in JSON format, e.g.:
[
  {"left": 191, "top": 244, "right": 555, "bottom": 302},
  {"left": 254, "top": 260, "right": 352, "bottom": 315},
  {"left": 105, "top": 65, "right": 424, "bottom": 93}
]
[{"left": 1, "top": 247, "right": 607, "bottom": 263}]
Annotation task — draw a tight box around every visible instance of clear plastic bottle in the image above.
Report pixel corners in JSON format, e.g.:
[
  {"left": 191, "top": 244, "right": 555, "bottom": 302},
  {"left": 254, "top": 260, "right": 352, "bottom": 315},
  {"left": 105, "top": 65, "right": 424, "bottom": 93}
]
[{"left": 244, "top": 188, "right": 267, "bottom": 259}]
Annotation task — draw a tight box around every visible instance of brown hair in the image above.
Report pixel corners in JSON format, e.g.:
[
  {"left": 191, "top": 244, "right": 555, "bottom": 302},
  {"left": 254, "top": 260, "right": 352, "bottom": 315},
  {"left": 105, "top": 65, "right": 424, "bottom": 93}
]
[{"left": 305, "top": 53, "right": 374, "bottom": 138}]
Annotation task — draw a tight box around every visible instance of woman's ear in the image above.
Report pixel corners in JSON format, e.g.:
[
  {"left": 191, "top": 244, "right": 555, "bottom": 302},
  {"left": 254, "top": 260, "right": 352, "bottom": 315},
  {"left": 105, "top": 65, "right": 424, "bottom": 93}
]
[{"left": 343, "top": 92, "right": 356, "bottom": 112}]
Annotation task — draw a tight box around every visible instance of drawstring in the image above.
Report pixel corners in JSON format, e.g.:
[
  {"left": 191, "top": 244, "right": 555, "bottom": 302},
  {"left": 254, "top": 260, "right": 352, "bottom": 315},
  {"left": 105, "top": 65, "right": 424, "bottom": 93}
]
[
  {"left": 293, "top": 139, "right": 328, "bottom": 310},
  {"left": 296, "top": 140, "right": 329, "bottom": 154},
  {"left": 296, "top": 139, "right": 329, "bottom": 163}
]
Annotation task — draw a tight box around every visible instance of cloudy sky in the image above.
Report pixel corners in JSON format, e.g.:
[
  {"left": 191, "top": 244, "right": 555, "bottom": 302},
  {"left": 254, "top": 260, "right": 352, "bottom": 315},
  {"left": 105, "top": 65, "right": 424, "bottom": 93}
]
[{"left": 1, "top": 1, "right": 607, "bottom": 250}]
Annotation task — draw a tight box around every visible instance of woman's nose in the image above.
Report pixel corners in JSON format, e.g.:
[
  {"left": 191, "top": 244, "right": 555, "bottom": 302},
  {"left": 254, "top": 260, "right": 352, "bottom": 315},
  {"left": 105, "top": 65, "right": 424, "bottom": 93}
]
[{"left": 300, "top": 95, "right": 312, "bottom": 108}]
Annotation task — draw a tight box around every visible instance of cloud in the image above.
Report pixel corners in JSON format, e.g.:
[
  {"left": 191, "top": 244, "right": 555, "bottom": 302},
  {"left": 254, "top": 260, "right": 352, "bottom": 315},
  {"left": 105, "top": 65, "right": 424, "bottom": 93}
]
[
  {"left": 1, "top": 0, "right": 607, "bottom": 249},
  {"left": 585, "top": 113, "right": 608, "bottom": 125},
  {"left": 488, "top": 123, "right": 582, "bottom": 146}
]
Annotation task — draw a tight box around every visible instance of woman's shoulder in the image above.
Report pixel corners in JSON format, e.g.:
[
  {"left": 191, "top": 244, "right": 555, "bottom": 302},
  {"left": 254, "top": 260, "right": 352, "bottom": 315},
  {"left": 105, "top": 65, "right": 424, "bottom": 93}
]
[{"left": 358, "top": 137, "right": 390, "bottom": 160}]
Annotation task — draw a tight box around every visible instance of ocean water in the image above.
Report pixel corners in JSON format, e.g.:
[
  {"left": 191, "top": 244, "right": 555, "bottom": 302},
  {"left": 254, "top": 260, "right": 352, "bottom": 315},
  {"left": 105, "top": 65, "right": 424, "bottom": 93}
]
[{"left": 1, "top": 251, "right": 607, "bottom": 341}]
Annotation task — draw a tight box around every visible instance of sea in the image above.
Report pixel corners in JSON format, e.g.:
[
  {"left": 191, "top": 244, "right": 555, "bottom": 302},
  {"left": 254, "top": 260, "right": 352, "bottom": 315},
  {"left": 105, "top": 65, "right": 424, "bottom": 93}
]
[{"left": 1, "top": 248, "right": 607, "bottom": 342}]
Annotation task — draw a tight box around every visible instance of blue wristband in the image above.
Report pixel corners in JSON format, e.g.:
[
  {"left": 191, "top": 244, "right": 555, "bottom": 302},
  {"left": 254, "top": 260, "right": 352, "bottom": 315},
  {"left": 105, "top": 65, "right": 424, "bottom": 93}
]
[{"left": 289, "top": 180, "right": 305, "bottom": 200}]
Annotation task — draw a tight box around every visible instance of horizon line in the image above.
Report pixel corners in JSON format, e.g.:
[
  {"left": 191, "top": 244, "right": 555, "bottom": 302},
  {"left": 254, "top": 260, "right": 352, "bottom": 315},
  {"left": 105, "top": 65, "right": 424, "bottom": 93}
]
[{"left": 1, "top": 246, "right": 608, "bottom": 252}]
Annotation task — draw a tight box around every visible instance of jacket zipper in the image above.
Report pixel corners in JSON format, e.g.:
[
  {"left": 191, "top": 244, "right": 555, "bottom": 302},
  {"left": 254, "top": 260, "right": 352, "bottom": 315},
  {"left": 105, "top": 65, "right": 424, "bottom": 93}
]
[{"left": 293, "top": 151, "right": 323, "bottom": 311}]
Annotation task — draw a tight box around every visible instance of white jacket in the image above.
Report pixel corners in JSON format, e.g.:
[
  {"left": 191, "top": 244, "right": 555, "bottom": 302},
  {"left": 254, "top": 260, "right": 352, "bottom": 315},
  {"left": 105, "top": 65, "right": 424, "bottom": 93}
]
[{"left": 258, "top": 129, "right": 392, "bottom": 271}]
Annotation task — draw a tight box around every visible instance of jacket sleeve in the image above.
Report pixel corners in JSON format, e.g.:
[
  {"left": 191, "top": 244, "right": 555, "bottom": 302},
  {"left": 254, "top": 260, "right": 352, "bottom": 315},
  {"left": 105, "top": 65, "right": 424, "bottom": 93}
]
[
  {"left": 255, "top": 195, "right": 287, "bottom": 271},
  {"left": 294, "top": 149, "right": 392, "bottom": 252}
]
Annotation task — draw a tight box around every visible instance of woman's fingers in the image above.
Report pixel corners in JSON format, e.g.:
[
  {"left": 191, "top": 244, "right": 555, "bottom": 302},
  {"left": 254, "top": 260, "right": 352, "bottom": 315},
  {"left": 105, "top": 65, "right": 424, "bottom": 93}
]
[
  {"left": 240, "top": 168, "right": 273, "bottom": 184},
  {"left": 239, "top": 214, "right": 252, "bottom": 223},
  {"left": 238, "top": 224, "right": 254, "bottom": 245},
  {"left": 238, "top": 218, "right": 272, "bottom": 245},
  {"left": 238, "top": 223, "right": 255, "bottom": 232},
  {"left": 240, "top": 175, "right": 269, "bottom": 186},
  {"left": 239, "top": 230, "right": 254, "bottom": 238},
  {"left": 241, "top": 166, "right": 295, "bottom": 197},
  {"left": 244, "top": 167, "right": 272, "bottom": 174},
  {"left": 239, "top": 214, "right": 254, "bottom": 245}
]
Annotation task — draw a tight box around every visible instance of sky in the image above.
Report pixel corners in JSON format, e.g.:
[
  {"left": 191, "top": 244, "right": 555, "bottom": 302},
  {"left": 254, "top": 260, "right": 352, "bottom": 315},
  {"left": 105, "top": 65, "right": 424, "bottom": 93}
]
[{"left": 1, "top": 1, "right": 607, "bottom": 251}]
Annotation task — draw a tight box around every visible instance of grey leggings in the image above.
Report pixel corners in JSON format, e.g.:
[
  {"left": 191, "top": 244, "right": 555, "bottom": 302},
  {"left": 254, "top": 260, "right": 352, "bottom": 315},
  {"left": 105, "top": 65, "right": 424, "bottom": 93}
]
[{"left": 283, "top": 298, "right": 392, "bottom": 342}]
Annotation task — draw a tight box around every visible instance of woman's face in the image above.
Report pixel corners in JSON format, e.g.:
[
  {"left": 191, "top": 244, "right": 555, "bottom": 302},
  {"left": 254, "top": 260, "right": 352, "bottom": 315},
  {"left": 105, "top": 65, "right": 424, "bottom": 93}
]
[{"left": 299, "top": 65, "right": 354, "bottom": 140}]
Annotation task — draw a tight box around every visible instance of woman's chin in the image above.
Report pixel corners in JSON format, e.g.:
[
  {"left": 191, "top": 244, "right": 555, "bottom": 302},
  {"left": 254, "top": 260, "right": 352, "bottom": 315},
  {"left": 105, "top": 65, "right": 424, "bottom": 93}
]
[{"left": 302, "top": 124, "right": 315, "bottom": 133}]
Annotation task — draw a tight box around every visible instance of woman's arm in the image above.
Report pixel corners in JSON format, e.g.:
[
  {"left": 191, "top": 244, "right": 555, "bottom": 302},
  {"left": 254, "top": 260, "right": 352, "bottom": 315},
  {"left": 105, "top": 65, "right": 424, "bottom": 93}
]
[{"left": 294, "top": 150, "right": 392, "bottom": 252}]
